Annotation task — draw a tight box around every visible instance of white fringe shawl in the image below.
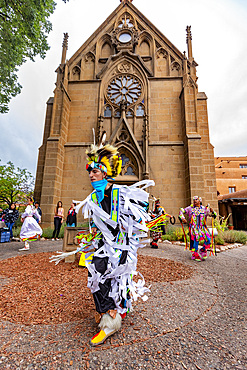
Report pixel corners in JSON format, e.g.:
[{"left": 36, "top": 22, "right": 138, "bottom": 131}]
[{"left": 51, "top": 180, "right": 154, "bottom": 314}]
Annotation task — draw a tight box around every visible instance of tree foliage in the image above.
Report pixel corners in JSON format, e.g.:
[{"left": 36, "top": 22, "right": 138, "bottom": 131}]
[
  {"left": 0, "top": 160, "right": 35, "bottom": 206},
  {"left": 0, "top": 0, "right": 68, "bottom": 114}
]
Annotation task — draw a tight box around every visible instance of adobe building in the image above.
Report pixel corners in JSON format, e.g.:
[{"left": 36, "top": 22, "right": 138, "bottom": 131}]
[
  {"left": 215, "top": 156, "right": 247, "bottom": 195},
  {"left": 218, "top": 189, "right": 247, "bottom": 230},
  {"left": 34, "top": 0, "right": 218, "bottom": 226}
]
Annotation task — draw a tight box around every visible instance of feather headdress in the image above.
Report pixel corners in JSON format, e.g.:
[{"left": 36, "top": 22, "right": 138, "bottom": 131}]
[{"left": 86, "top": 131, "right": 122, "bottom": 179}]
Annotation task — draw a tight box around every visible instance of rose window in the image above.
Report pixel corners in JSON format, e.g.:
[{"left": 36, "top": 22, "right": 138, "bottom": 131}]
[{"left": 107, "top": 75, "right": 142, "bottom": 107}]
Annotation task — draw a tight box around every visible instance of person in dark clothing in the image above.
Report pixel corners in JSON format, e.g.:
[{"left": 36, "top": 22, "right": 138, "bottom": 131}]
[
  {"left": 66, "top": 202, "right": 77, "bottom": 227},
  {"left": 52, "top": 201, "right": 64, "bottom": 240},
  {"left": 0, "top": 203, "right": 19, "bottom": 239},
  {"left": 34, "top": 202, "right": 42, "bottom": 223},
  {"left": 149, "top": 198, "right": 173, "bottom": 249}
]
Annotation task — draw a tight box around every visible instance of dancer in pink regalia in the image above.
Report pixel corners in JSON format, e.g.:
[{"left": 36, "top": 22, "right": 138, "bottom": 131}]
[{"left": 179, "top": 196, "right": 216, "bottom": 261}]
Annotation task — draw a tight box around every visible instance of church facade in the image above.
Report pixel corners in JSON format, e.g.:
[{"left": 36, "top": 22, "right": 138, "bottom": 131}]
[{"left": 34, "top": 0, "right": 218, "bottom": 225}]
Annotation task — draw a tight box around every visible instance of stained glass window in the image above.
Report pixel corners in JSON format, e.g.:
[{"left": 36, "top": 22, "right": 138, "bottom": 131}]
[
  {"left": 121, "top": 154, "right": 130, "bottom": 166},
  {"left": 136, "top": 105, "right": 144, "bottom": 117},
  {"left": 126, "top": 110, "right": 133, "bottom": 117},
  {"left": 118, "top": 15, "right": 134, "bottom": 29},
  {"left": 126, "top": 166, "right": 135, "bottom": 175},
  {"left": 120, "top": 153, "right": 137, "bottom": 177},
  {"left": 107, "top": 75, "right": 142, "bottom": 107},
  {"left": 104, "top": 106, "right": 112, "bottom": 117}
]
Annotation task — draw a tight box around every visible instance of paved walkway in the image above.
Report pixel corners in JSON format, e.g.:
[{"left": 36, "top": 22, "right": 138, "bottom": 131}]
[{"left": 0, "top": 240, "right": 246, "bottom": 369}]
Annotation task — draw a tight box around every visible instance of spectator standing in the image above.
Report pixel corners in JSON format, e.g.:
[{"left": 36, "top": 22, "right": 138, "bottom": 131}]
[
  {"left": 52, "top": 201, "right": 64, "bottom": 240},
  {"left": 66, "top": 202, "right": 77, "bottom": 227},
  {"left": 34, "top": 202, "right": 42, "bottom": 223},
  {"left": 0, "top": 203, "right": 19, "bottom": 239}
]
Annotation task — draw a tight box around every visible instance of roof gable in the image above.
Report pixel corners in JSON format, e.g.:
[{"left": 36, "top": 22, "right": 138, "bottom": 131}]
[{"left": 68, "top": 2, "right": 185, "bottom": 72}]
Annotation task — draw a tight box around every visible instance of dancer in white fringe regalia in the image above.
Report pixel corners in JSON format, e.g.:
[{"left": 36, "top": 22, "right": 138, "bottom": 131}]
[
  {"left": 51, "top": 138, "right": 155, "bottom": 346},
  {"left": 19, "top": 197, "right": 42, "bottom": 251}
]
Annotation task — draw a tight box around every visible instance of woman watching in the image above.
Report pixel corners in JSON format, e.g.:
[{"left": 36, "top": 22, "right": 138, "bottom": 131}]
[
  {"left": 66, "top": 202, "right": 77, "bottom": 227},
  {"left": 52, "top": 201, "right": 64, "bottom": 240},
  {"left": 0, "top": 203, "right": 19, "bottom": 240}
]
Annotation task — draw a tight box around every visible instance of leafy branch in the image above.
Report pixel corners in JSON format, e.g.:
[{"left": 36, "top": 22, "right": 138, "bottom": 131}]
[
  {"left": 0, "top": 0, "right": 68, "bottom": 113},
  {"left": 0, "top": 160, "right": 35, "bottom": 206}
]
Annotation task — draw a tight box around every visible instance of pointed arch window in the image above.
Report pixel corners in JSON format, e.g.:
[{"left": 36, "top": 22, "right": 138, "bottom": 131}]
[
  {"left": 126, "top": 109, "right": 133, "bottom": 117},
  {"left": 114, "top": 110, "right": 121, "bottom": 118},
  {"left": 104, "top": 106, "right": 112, "bottom": 118},
  {"left": 118, "top": 14, "right": 134, "bottom": 29},
  {"left": 120, "top": 153, "right": 138, "bottom": 177},
  {"left": 136, "top": 105, "right": 145, "bottom": 117}
]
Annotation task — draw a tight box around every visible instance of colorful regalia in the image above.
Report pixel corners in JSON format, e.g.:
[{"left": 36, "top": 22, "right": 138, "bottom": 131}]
[
  {"left": 51, "top": 138, "right": 156, "bottom": 346},
  {"left": 149, "top": 198, "right": 174, "bottom": 249},
  {"left": 179, "top": 197, "right": 216, "bottom": 261}
]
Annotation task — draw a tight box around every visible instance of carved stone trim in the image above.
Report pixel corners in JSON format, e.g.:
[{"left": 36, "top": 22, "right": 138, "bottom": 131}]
[
  {"left": 156, "top": 48, "right": 168, "bottom": 59},
  {"left": 117, "top": 62, "right": 134, "bottom": 73}
]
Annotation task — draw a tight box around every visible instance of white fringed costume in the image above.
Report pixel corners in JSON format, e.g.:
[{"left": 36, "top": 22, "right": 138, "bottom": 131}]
[
  {"left": 20, "top": 205, "right": 42, "bottom": 241},
  {"left": 76, "top": 180, "right": 154, "bottom": 315}
]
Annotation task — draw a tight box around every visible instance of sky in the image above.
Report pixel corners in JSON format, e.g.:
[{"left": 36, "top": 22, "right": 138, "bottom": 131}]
[{"left": 0, "top": 0, "right": 247, "bottom": 176}]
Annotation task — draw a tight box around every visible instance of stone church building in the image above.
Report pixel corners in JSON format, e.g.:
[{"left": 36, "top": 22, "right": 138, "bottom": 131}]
[{"left": 34, "top": 0, "right": 218, "bottom": 225}]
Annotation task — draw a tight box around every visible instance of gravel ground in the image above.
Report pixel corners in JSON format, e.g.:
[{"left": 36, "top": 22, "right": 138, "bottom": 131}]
[{"left": 0, "top": 239, "right": 246, "bottom": 369}]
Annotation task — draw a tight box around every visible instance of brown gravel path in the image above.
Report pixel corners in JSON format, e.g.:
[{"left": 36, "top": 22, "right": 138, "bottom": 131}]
[{"left": 0, "top": 240, "right": 246, "bottom": 369}]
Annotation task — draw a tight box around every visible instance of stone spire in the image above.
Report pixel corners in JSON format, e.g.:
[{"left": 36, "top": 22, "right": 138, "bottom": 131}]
[
  {"left": 186, "top": 26, "right": 193, "bottom": 61},
  {"left": 186, "top": 26, "right": 198, "bottom": 82},
  {"left": 120, "top": 0, "right": 133, "bottom": 4},
  {"left": 61, "top": 32, "right": 69, "bottom": 64}
]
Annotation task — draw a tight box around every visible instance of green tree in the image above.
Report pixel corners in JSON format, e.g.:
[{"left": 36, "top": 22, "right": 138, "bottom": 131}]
[
  {"left": 0, "top": 160, "right": 35, "bottom": 206},
  {"left": 0, "top": 0, "right": 68, "bottom": 114}
]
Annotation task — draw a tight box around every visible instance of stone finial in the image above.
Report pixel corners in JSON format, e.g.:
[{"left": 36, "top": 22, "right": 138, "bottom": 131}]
[
  {"left": 183, "top": 51, "right": 188, "bottom": 75},
  {"left": 120, "top": 0, "right": 133, "bottom": 4},
  {"left": 120, "top": 100, "right": 128, "bottom": 119},
  {"left": 186, "top": 26, "right": 193, "bottom": 60},
  {"left": 186, "top": 26, "right": 192, "bottom": 42},
  {"left": 61, "top": 32, "right": 69, "bottom": 64}
]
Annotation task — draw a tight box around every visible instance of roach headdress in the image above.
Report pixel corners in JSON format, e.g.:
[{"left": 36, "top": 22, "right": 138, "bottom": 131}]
[{"left": 86, "top": 132, "right": 122, "bottom": 179}]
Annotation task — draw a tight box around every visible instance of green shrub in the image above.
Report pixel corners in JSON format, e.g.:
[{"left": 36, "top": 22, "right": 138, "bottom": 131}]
[
  {"left": 173, "top": 227, "right": 185, "bottom": 241},
  {"left": 162, "top": 234, "right": 171, "bottom": 241},
  {"left": 215, "top": 234, "right": 225, "bottom": 245},
  {"left": 161, "top": 223, "right": 247, "bottom": 246},
  {"left": 161, "top": 225, "right": 189, "bottom": 242},
  {"left": 42, "top": 223, "right": 66, "bottom": 239},
  {"left": 214, "top": 214, "right": 231, "bottom": 232},
  {"left": 42, "top": 226, "right": 54, "bottom": 239},
  {"left": 223, "top": 230, "right": 247, "bottom": 244},
  {"left": 77, "top": 222, "right": 89, "bottom": 229},
  {"left": 12, "top": 226, "right": 21, "bottom": 237}
]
